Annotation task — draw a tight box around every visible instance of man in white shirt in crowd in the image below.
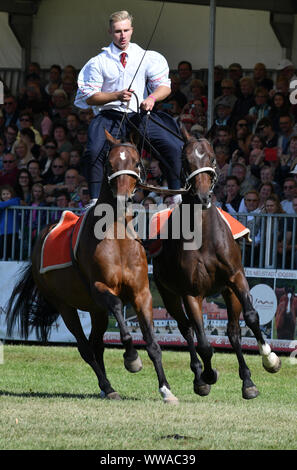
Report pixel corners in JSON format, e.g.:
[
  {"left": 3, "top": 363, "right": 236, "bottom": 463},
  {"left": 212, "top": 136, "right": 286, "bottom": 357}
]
[{"left": 74, "top": 10, "right": 183, "bottom": 203}]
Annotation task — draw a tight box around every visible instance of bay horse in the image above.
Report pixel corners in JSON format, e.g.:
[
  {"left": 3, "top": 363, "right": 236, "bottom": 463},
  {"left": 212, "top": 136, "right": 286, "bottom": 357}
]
[
  {"left": 152, "top": 130, "right": 281, "bottom": 399},
  {"left": 275, "top": 288, "right": 297, "bottom": 340},
  {"left": 6, "top": 130, "right": 178, "bottom": 404}
]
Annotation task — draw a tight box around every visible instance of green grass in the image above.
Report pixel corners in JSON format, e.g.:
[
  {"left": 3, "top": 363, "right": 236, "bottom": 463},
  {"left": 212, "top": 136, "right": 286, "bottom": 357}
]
[{"left": 0, "top": 344, "right": 296, "bottom": 450}]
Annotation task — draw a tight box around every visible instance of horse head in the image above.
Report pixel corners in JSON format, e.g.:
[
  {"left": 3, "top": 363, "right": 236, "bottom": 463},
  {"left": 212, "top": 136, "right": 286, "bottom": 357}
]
[
  {"left": 181, "top": 128, "right": 217, "bottom": 209},
  {"left": 105, "top": 130, "right": 142, "bottom": 202}
]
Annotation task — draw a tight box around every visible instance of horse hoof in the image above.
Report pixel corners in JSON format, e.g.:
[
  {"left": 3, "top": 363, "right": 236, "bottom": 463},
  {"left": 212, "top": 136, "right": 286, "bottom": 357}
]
[
  {"left": 159, "top": 385, "right": 179, "bottom": 405},
  {"left": 202, "top": 369, "right": 219, "bottom": 385},
  {"left": 124, "top": 355, "right": 143, "bottom": 373},
  {"left": 107, "top": 391, "right": 122, "bottom": 400},
  {"left": 194, "top": 383, "right": 211, "bottom": 396},
  {"left": 263, "top": 353, "right": 282, "bottom": 374},
  {"left": 242, "top": 386, "right": 259, "bottom": 400}
]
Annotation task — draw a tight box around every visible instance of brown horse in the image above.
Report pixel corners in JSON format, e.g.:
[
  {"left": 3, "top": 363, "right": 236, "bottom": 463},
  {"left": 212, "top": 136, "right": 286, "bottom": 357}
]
[
  {"left": 6, "top": 130, "right": 178, "bottom": 404},
  {"left": 275, "top": 289, "right": 297, "bottom": 339},
  {"left": 153, "top": 130, "right": 281, "bottom": 399}
]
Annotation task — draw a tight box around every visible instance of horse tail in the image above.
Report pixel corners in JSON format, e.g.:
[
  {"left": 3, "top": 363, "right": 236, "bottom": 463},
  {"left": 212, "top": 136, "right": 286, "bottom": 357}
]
[{"left": 6, "top": 262, "right": 59, "bottom": 343}]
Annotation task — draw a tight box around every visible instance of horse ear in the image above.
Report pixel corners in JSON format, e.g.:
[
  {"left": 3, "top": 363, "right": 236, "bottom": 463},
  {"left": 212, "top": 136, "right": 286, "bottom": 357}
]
[
  {"left": 129, "top": 130, "right": 140, "bottom": 147},
  {"left": 180, "top": 126, "right": 192, "bottom": 142},
  {"left": 104, "top": 129, "right": 120, "bottom": 145}
]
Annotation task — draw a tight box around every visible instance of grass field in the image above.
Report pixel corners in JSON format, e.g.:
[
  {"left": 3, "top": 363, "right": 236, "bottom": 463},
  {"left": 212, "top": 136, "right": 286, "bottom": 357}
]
[{"left": 0, "top": 343, "right": 296, "bottom": 450}]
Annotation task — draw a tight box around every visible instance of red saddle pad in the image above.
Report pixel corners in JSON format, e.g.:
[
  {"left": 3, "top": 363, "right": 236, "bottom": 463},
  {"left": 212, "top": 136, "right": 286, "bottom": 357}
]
[{"left": 40, "top": 210, "right": 85, "bottom": 273}]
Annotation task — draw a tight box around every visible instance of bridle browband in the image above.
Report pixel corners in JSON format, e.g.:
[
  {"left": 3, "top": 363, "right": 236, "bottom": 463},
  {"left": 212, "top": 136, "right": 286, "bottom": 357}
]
[{"left": 107, "top": 142, "right": 142, "bottom": 184}]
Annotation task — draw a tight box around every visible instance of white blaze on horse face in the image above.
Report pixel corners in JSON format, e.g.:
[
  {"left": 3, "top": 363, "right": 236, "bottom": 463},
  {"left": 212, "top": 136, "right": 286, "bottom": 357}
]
[
  {"left": 120, "top": 151, "right": 126, "bottom": 161},
  {"left": 195, "top": 148, "right": 205, "bottom": 160}
]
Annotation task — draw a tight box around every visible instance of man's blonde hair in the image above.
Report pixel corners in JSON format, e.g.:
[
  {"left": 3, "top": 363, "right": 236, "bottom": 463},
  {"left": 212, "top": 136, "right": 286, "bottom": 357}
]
[{"left": 109, "top": 10, "right": 133, "bottom": 28}]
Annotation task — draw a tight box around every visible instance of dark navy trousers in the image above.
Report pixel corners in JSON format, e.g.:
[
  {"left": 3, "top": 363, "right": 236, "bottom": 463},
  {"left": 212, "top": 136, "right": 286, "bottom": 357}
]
[{"left": 84, "top": 110, "right": 183, "bottom": 199}]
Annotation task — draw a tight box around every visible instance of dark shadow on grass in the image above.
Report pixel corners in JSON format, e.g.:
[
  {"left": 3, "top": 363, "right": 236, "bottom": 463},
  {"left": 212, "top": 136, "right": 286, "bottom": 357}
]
[{"left": 0, "top": 389, "right": 143, "bottom": 401}]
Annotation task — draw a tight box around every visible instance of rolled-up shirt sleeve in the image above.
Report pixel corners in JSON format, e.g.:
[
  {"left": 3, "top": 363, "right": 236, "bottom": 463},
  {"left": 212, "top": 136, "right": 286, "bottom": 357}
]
[
  {"left": 146, "top": 51, "right": 171, "bottom": 92},
  {"left": 74, "top": 57, "right": 103, "bottom": 109}
]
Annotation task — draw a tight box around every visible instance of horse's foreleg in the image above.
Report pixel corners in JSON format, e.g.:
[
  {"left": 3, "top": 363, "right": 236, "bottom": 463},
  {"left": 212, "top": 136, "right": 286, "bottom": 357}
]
[
  {"left": 92, "top": 282, "right": 142, "bottom": 374},
  {"left": 132, "top": 287, "right": 178, "bottom": 404},
  {"left": 229, "top": 270, "right": 281, "bottom": 374},
  {"left": 223, "top": 288, "right": 259, "bottom": 399},
  {"left": 154, "top": 278, "right": 209, "bottom": 396},
  {"left": 59, "top": 304, "right": 118, "bottom": 398},
  {"left": 183, "top": 295, "right": 218, "bottom": 388}
]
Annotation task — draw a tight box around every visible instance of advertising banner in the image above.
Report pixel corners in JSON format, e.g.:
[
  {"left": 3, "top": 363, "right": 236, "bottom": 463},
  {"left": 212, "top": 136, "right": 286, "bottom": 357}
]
[{"left": 0, "top": 262, "right": 296, "bottom": 353}]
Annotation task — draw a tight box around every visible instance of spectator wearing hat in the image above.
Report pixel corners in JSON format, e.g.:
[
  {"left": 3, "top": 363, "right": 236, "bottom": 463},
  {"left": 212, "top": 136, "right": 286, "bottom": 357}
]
[
  {"left": 277, "top": 59, "right": 297, "bottom": 89},
  {"left": 253, "top": 63, "right": 273, "bottom": 91}
]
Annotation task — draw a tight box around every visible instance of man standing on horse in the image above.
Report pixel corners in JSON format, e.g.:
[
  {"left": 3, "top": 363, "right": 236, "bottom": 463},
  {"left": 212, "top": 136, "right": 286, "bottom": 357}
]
[{"left": 74, "top": 10, "right": 183, "bottom": 204}]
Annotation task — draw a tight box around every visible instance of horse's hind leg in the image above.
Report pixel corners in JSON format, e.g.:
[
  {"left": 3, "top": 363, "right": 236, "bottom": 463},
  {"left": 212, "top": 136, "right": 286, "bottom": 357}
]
[
  {"left": 132, "top": 286, "right": 178, "bottom": 404},
  {"left": 92, "top": 282, "right": 142, "bottom": 374},
  {"left": 223, "top": 287, "right": 259, "bottom": 399},
  {"left": 229, "top": 270, "right": 281, "bottom": 374},
  {"left": 155, "top": 279, "right": 211, "bottom": 396},
  {"left": 59, "top": 304, "right": 119, "bottom": 399}
]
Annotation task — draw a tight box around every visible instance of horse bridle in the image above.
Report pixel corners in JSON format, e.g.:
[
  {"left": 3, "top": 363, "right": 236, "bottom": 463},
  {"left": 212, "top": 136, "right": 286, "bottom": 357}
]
[{"left": 107, "top": 142, "right": 145, "bottom": 186}]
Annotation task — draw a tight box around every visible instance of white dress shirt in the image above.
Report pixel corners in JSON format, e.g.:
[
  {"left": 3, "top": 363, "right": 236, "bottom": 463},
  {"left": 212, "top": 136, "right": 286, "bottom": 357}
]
[{"left": 74, "top": 42, "right": 170, "bottom": 114}]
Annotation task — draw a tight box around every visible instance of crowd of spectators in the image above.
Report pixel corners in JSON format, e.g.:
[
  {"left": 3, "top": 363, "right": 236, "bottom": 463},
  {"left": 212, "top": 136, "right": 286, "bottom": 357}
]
[{"left": 1, "top": 58, "right": 297, "bottom": 265}]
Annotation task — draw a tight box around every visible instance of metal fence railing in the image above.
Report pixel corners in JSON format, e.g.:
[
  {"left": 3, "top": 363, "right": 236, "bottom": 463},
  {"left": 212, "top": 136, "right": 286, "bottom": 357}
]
[{"left": 1, "top": 205, "right": 297, "bottom": 269}]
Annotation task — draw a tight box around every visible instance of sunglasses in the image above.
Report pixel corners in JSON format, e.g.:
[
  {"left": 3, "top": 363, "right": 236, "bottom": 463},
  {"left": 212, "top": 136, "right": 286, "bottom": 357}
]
[{"left": 3, "top": 160, "right": 16, "bottom": 164}]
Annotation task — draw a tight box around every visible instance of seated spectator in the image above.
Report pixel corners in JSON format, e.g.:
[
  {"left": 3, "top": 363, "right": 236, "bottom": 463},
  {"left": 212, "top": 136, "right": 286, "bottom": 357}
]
[
  {"left": 262, "top": 194, "right": 292, "bottom": 267},
  {"left": 238, "top": 189, "right": 262, "bottom": 265},
  {"left": 43, "top": 156, "right": 67, "bottom": 196},
  {"left": 14, "top": 169, "right": 33, "bottom": 205},
  {"left": 212, "top": 126, "right": 238, "bottom": 154},
  {"left": 45, "top": 64, "right": 62, "bottom": 96},
  {"left": 74, "top": 124, "right": 88, "bottom": 153},
  {"left": 268, "top": 92, "right": 292, "bottom": 132},
  {"left": 280, "top": 177, "right": 297, "bottom": 214},
  {"left": 40, "top": 137, "right": 59, "bottom": 175},
  {"left": 232, "top": 118, "right": 252, "bottom": 156},
  {"left": 188, "top": 79, "right": 207, "bottom": 110},
  {"left": 253, "top": 63, "right": 273, "bottom": 91},
  {"left": 19, "top": 127, "right": 40, "bottom": 159},
  {"left": 214, "top": 78, "right": 237, "bottom": 111},
  {"left": 0, "top": 136, "right": 5, "bottom": 170},
  {"left": 256, "top": 118, "right": 279, "bottom": 164},
  {"left": 77, "top": 183, "right": 91, "bottom": 212},
  {"left": 231, "top": 77, "right": 255, "bottom": 123},
  {"left": 177, "top": 61, "right": 194, "bottom": 101},
  {"left": 213, "top": 144, "right": 230, "bottom": 201},
  {"left": 258, "top": 182, "right": 275, "bottom": 210},
  {"left": 66, "top": 112, "right": 81, "bottom": 143},
  {"left": 159, "top": 98, "right": 182, "bottom": 123},
  {"left": 61, "top": 75, "right": 77, "bottom": 105},
  {"left": 3, "top": 94, "right": 20, "bottom": 128},
  {"left": 163, "top": 73, "right": 187, "bottom": 109},
  {"left": 12, "top": 139, "right": 34, "bottom": 169},
  {"left": 0, "top": 185, "right": 20, "bottom": 260},
  {"left": 18, "top": 75, "right": 50, "bottom": 116},
  {"left": 248, "top": 87, "right": 271, "bottom": 133},
  {"left": 148, "top": 159, "right": 167, "bottom": 188},
  {"left": 257, "top": 164, "right": 282, "bottom": 197},
  {"left": 63, "top": 168, "right": 83, "bottom": 206},
  {"left": 0, "top": 153, "right": 20, "bottom": 187},
  {"left": 29, "top": 182, "right": 47, "bottom": 244},
  {"left": 50, "top": 89, "right": 69, "bottom": 117},
  {"left": 27, "top": 159, "right": 44, "bottom": 184},
  {"left": 231, "top": 161, "right": 258, "bottom": 196},
  {"left": 53, "top": 122, "right": 73, "bottom": 159},
  {"left": 3, "top": 125, "right": 18, "bottom": 154},
  {"left": 214, "top": 65, "right": 224, "bottom": 98},
  {"left": 221, "top": 175, "right": 242, "bottom": 214},
  {"left": 69, "top": 147, "right": 83, "bottom": 173},
  {"left": 277, "top": 114, "right": 297, "bottom": 156},
  {"left": 18, "top": 111, "right": 43, "bottom": 145},
  {"left": 276, "top": 59, "right": 297, "bottom": 89},
  {"left": 51, "top": 189, "right": 71, "bottom": 222},
  {"left": 228, "top": 63, "right": 243, "bottom": 96}
]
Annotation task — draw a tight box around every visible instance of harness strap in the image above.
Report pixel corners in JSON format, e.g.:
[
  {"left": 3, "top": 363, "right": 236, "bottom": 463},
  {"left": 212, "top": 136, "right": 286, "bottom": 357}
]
[
  {"left": 186, "top": 167, "right": 217, "bottom": 183},
  {"left": 108, "top": 169, "right": 141, "bottom": 182}
]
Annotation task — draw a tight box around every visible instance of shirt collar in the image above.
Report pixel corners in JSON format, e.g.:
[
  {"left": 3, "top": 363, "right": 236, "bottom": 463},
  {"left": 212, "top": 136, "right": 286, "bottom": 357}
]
[{"left": 103, "top": 42, "right": 132, "bottom": 59}]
